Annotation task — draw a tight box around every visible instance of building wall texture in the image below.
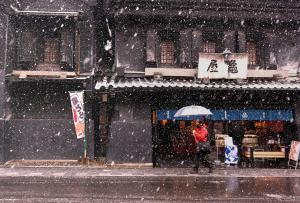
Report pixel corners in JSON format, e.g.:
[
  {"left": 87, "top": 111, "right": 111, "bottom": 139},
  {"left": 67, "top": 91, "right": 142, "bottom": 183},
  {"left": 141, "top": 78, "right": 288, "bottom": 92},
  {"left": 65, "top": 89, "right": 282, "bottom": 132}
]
[
  {"left": 0, "top": 0, "right": 97, "bottom": 162},
  {"left": 4, "top": 119, "right": 83, "bottom": 160},
  {"left": 3, "top": 81, "right": 88, "bottom": 161},
  {"left": 107, "top": 98, "right": 152, "bottom": 163}
]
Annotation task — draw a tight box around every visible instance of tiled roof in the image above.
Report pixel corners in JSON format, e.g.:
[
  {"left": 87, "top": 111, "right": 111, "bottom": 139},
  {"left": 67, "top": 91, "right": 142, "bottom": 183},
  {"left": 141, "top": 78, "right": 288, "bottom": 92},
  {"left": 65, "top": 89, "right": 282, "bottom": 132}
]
[{"left": 95, "top": 77, "right": 300, "bottom": 91}]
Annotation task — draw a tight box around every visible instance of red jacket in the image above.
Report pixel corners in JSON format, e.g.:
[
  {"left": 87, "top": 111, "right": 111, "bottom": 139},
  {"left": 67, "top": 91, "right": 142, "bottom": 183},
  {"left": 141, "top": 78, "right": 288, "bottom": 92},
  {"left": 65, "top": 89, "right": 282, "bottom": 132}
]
[{"left": 193, "top": 126, "right": 208, "bottom": 143}]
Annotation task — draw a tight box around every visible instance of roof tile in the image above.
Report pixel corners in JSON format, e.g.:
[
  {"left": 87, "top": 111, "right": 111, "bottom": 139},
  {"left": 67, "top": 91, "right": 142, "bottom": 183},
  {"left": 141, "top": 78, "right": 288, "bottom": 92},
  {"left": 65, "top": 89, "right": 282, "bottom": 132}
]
[{"left": 95, "top": 78, "right": 300, "bottom": 91}]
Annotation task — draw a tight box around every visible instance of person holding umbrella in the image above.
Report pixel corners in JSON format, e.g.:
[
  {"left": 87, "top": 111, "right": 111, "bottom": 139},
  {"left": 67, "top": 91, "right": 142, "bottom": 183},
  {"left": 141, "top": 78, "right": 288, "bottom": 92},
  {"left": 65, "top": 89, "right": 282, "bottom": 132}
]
[
  {"left": 174, "top": 105, "right": 214, "bottom": 173},
  {"left": 191, "top": 122, "right": 213, "bottom": 173}
]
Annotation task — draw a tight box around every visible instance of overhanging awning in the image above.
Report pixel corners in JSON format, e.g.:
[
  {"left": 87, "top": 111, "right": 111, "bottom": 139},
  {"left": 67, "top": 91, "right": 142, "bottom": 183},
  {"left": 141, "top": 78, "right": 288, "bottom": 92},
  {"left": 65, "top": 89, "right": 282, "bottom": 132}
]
[
  {"left": 157, "top": 109, "right": 293, "bottom": 121},
  {"left": 95, "top": 77, "right": 300, "bottom": 91}
]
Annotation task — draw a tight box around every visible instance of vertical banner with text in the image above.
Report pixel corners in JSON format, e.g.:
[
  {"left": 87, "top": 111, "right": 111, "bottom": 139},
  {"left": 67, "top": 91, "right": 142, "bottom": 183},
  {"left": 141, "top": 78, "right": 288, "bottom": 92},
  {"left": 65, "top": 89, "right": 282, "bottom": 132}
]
[{"left": 69, "top": 91, "right": 85, "bottom": 139}]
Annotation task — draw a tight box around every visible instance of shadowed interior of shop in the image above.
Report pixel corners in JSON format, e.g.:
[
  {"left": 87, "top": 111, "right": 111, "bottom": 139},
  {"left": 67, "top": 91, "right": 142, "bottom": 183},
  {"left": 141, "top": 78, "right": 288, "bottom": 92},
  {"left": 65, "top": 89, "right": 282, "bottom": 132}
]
[{"left": 150, "top": 89, "right": 298, "bottom": 167}]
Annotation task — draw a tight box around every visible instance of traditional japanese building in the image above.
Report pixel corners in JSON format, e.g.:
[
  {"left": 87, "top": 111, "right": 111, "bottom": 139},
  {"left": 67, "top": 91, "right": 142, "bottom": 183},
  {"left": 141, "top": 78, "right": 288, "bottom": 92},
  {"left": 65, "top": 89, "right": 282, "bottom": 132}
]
[
  {"left": 0, "top": 0, "right": 109, "bottom": 162},
  {"left": 95, "top": 0, "right": 300, "bottom": 165}
]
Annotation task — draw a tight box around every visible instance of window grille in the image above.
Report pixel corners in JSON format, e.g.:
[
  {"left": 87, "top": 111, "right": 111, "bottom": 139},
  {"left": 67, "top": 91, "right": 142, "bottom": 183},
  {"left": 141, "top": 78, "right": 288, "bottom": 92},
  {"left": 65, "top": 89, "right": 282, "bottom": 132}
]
[
  {"left": 202, "top": 41, "right": 216, "bottom": 53},
  {"left": 44, "top": 38, "right": 60, "bottom": 64},
  {"left": 247, "top": 42, "right": 257, "bottom": 65},
  {"left": 160, "top": 41, "right": 175, "bottom": 64}
]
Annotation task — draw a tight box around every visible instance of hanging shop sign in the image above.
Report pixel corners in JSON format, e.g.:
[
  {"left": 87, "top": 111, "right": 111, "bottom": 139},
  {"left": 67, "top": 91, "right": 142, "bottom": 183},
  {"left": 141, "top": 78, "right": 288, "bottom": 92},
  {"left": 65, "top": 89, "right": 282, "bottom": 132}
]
[
  {"left": 198, "top": 53, "right": 248, "bottom": 79},
  {"left": 157, "top": 109, "right": 293, "bottom": 121},
  {"left": 69, "top": 91, "right": 85, "bottom": 139}
]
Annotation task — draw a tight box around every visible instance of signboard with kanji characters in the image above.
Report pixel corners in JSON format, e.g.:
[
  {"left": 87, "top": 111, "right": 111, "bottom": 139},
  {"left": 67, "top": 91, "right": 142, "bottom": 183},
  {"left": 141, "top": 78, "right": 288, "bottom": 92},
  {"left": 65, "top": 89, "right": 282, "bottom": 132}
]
[{"left": 198, "top": 53, "right": 248, "bottom": 79}]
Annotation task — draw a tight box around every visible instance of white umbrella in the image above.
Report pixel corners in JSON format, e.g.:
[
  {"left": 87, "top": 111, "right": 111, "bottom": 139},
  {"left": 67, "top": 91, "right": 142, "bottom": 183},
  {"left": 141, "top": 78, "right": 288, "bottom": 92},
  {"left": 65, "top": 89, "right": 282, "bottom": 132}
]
[{"left": 174, "top": 105, "right": 212, "bottom": 117}]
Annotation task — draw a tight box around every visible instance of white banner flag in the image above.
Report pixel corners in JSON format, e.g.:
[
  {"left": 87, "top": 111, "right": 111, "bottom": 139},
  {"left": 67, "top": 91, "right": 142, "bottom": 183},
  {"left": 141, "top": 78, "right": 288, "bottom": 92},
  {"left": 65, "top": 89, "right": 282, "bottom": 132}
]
[{"left": 69, "top": 91, "right": 85, "bottom": 139}]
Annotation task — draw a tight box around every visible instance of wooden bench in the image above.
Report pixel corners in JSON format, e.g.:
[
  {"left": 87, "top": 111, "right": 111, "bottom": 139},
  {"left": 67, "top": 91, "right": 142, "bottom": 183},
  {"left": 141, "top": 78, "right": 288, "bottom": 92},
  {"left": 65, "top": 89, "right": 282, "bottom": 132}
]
[
  {"left": 244, "top": 151, "right": 285, "bottom": 158},
  {"left": 244, "top": 149, "right": 287, "bottom": 167}
]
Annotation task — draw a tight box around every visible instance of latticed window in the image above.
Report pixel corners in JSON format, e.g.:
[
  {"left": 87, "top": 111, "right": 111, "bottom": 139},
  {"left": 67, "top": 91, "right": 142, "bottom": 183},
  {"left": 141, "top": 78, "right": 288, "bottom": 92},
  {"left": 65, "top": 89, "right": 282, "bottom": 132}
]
[
  {"left": 160, "top": 41, "right": 175, "bottom": 64},
  {"left": 202, "top": 41, "right": 216, "bottom": 53},
  {"left": 16, "top": 16, "right": 75, "bottom": 71},
  {"left": 247, "top": 42, "right": 257, "bottom": 65},
  {"left": 44, "top": 38, "right": 60, "bottom": 64}
]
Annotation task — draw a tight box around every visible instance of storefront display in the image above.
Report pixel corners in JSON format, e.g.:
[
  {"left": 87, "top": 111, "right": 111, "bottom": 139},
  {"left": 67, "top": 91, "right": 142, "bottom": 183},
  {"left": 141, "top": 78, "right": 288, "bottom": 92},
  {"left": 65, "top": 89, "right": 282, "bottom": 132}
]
[{"left": 155, "top": 108, "right": 297, "bottom": 167}]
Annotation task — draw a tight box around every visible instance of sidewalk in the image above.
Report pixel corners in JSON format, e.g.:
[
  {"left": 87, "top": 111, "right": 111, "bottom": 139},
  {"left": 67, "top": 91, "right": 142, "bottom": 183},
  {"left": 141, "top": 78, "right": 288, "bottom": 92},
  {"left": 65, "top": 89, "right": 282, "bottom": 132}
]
[
  {"left": 1, "top": 160, "right": 300, "bottom": 178},
  {"left": 1, "top": 159, "right": 153, "bottom": 169}
]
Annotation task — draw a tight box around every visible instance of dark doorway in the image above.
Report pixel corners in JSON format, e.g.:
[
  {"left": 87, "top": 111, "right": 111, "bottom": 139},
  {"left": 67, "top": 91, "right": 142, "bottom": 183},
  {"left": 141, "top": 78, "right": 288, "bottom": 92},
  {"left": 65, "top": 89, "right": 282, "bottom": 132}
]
[{"left": 153, "top": 118, "right": 196, "bottom": 167}]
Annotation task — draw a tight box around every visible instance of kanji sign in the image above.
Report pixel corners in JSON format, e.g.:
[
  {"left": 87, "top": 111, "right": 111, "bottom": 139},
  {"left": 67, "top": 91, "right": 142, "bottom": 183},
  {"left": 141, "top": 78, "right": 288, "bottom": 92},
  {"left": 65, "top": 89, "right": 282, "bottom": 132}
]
[{"left": 198, "top": 53, "right": 248, "bottom": 79}]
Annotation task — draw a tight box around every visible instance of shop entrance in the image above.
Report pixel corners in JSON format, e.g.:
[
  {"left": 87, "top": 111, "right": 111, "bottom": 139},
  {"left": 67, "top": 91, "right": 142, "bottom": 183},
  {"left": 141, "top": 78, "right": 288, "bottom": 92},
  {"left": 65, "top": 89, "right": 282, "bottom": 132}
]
[
  {"left": 152, "top": 108, "right": 297, "bottom": 168},
  {"left": 152, "top": 109, "right": 211, "bottom": 167},
  {"left": 153, "top": 120, "right": 198, "bottom": 166}
]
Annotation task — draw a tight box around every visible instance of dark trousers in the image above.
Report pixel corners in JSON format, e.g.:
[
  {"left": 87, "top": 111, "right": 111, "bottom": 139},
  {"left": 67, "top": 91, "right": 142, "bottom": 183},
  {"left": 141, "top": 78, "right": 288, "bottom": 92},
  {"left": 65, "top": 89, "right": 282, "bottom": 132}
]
[{"left": 193, "top": 147, "right": 212, "bottom": 171}]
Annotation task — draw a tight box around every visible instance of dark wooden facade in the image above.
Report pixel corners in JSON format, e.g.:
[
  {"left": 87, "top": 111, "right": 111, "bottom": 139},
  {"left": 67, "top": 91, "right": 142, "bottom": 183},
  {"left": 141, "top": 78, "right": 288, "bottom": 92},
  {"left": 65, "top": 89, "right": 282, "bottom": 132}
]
[
  {"left": 101, "top": 0, "right": 300, "bottom": 164},
  {"left": 0, "top": 0, "right": 105, "bottom": 162},
  {"left": 0, "top": 0, "right": 300, "bottom": 164},
  {"left": 105, "top": 0, "right": 300, "bottom": 73}
]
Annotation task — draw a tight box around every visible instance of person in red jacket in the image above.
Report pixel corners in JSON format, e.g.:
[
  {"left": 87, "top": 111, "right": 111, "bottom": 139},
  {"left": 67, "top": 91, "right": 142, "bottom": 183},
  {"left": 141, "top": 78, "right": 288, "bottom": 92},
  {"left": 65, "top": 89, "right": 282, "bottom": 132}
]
[{"left": 191, "top": 122, "right": 213, "bottom": 173}]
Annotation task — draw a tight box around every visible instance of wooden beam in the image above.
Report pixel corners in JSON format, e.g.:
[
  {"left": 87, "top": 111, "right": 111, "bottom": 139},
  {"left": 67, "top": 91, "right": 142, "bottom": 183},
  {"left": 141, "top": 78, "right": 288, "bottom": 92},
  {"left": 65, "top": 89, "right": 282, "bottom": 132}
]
[
  {"left": 244, "top": 151, "right": 285, "bottom": 159},
  {"left": 145, "top": 68, "right": 289, "bottom": 78},
  {"left": 12, "top": 70, "right": 76, "bottom": 78},
  {"left": 247, "top": 70, "right": 288, "bottom": 78},
  {"left": 145, "top": 68, "right": 196, "bottom": 77}
]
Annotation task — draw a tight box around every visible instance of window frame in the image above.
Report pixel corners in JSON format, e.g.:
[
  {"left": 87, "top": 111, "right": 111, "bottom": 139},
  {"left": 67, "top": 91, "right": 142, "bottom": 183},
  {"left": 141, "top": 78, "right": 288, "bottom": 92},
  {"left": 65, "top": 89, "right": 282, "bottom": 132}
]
[
  {"left": 160, "top": 40, "right": 176, "bottom": 65},
  {"left": 202, "top": 40, "right": 216, "bottom": 53},
  {"left": 246, "top": 41, "right": 257, "bottom": 66},
  {"left": 15, "top": 16, "right": 75, "bottom": 71},
  {"left": 158, "top": 30, "right": 179, "bottom": 67}
]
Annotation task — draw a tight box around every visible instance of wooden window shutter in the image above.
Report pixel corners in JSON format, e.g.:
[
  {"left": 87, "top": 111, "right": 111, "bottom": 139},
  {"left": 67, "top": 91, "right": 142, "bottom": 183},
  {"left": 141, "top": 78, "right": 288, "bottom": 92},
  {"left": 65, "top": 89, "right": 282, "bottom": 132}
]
[
  {"left": 237, "top": 31, "right": 246, "bottom": 53},
  {"left": 60, "top": 31, "right": 74, "bottom": 70},
  {"left": 191, "top": 30, "right": 202, "bottom": 66},
  {"left": 179, "top": 29, "right": 191, "bottom": 67},
  {"left": 223, "top": 31, "right": 236, "bottom": 53},
  {"left": 146, "top": 29, "right": 158, "bottom": 67},
  {"left": 18, "top": 31, "right": 37, "bottom": 63}
]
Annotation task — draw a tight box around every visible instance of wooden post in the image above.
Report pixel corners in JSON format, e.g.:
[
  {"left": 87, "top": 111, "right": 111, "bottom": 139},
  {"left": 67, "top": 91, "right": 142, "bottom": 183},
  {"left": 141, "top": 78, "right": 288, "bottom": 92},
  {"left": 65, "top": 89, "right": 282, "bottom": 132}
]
[
  {"left": 250, "top": 147, "right": 254, "bottom": 168},
  {"left": 237, "top": 31, "right": 246, "bottom": 53},
  {"left": 75, "top": 17, "right": 81, "bottom": 75}
]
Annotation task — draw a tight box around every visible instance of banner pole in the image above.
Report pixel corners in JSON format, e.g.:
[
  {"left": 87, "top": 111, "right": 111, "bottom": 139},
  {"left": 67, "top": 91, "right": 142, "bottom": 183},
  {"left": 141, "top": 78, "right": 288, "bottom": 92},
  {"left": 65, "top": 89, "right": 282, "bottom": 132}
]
[{"left": 83, "top": 90, "right": 88, "bottom": 163}]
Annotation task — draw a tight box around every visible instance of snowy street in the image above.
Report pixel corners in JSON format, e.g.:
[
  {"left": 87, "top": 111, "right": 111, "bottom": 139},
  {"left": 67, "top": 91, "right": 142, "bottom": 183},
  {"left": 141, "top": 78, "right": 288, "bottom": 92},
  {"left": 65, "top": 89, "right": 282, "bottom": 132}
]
[{"left": 0, "top": 167, "right": 300, "bottom": 202}]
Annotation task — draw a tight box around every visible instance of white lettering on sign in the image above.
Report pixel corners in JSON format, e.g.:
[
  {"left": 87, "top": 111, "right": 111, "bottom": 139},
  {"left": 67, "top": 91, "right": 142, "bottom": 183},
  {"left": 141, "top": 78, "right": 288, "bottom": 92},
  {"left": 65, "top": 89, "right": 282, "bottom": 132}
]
[{"left": 198, "top": 53, "right": 248, "bottom": 79}]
